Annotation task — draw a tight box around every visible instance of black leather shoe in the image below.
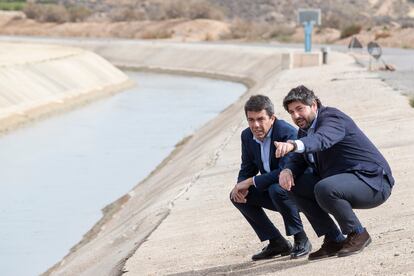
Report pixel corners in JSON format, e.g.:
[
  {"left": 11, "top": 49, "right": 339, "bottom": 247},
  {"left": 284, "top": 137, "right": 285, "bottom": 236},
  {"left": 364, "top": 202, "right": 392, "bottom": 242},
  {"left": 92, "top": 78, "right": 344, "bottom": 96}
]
[
  {"left": 291, "top": 238, "right": 312, "bottom": 259},
  {"left": 252, "top": 240, "right": 292, "bottom": 261}
]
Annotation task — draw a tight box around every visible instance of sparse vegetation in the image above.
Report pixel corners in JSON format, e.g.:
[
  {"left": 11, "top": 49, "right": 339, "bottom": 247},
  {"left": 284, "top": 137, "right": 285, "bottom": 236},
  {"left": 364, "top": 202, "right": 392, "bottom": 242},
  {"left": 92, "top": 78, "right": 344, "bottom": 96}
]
[
  {"left": 1, "top": 0, "right": 414, "bottom": 46},
  {"left": 223, "top": 19, "right": 294, "bottom": 40},
  {"left": 162, "top": 0, "right": 224, "bottom": 20},
  {"left": 410, "top": 97, "right": 414, "bottom": 108},
  {"left": 186, "top": 0, "right": 224, "bottom": 20},
  {"left": 67, "top": 5, "right": 92, "bottom": 22},
  {"left": 340, "top": 24, "right": 362, "bottom": 39},
  {"left": 400, "top": 19, "right": 414, "bottom": 28},
  {"left": 141, "top": 29, "right": 173, "bottom": 39},
  {"left": 0, "top": 0, "right": 26, "bottom": 11},
  {"left": 24, "top": 3, "right": 69, "bottom": 22},
  {"left": 109, "top": 6, "right": 146, "bottom": 22},
  {"left": 321, "top": 14, "right": 342, "bottom": 29},
  {"left": 375, "top": 31, "right": 391, "bottom": 40},
  {"left": 23, "top": 2, "right": 92, "bottom": 23},
  {"left": 107, "top": 0, "right": 224, "bottom": 22},
  {"left": 372, "top": 15, "right": 392, "bottom": 26}
]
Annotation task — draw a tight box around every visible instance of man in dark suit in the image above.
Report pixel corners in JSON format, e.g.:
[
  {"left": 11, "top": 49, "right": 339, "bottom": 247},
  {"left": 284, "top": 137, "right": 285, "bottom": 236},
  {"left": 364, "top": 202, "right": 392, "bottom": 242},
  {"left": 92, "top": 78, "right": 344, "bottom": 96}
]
[
  {"left": 275, "top": 85, "right": 394, "bottom": 260},
  {"left": 230, "top": 95, "right": 311, "bottom": 260}
]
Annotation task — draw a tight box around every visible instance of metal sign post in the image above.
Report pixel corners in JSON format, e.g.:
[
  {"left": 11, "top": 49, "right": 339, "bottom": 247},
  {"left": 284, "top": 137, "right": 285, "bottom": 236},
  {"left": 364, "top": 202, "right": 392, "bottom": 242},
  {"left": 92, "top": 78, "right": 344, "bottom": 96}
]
[
  {"left": 304, "top": 21, "right": 313, "bottom": 52},
  {"left": 367, "top": 41, "right": 382, "bottom": 71},
  {"left": 298, "top": 9, "right": 321, "bottom": 53}
]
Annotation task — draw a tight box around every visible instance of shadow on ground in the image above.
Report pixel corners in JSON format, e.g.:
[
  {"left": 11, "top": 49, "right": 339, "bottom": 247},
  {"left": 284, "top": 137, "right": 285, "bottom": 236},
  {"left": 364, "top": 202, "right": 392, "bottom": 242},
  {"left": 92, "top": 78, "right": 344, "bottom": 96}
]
[{"left": 167, "top": 256, "right": 310, "bottom": 276}]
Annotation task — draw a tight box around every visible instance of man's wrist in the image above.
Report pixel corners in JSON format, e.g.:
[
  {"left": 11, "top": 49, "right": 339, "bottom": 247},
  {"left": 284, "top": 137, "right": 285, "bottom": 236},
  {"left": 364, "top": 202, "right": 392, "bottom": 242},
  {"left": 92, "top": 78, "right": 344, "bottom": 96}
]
[
  {"left": 282, "top": 168, "right": 293, "bottom": 176},
  {"left": 238, "top": 177, "right": 254, "bottom": 188},
  {"left": 287, "top": 140, "right": 297, "bottom": 152}
]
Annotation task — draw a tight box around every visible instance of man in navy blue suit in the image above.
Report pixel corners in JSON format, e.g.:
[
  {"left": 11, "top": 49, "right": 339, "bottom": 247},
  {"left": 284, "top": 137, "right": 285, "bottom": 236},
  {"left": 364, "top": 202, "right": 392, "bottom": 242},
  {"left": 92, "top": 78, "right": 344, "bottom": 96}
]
[
  {"left": 230, "top": 95, "right": 311, "bottom": 260},
  {"left": 275, "top": 85, "right": 394, "bottom": 260}
]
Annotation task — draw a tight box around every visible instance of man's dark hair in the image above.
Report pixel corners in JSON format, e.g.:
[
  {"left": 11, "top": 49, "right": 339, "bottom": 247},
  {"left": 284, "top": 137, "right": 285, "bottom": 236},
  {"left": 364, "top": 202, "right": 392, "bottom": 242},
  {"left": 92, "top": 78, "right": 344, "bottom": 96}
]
[
  {"left": 244, "top": 95, "right": 274, "bottom": 117},
  {"left": 283, "top": 85, "right": 322, "bottom": 111}
]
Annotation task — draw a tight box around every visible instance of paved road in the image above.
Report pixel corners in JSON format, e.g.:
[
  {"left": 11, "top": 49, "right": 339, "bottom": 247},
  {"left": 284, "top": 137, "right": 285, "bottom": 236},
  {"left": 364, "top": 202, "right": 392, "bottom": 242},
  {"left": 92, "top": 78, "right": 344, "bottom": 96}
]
[{"left": 234, "top": 40, "right": 414, "bottom": 97}]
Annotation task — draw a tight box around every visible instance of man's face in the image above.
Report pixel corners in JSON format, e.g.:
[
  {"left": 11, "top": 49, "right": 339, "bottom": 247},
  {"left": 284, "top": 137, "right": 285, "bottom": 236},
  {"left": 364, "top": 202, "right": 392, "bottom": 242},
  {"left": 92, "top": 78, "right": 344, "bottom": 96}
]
[
  {"left": 287, "top": 101, "right": 318, "bottom": 129},
  {"left": 246, "top": 110, "right": 275, "bottom": 141}
]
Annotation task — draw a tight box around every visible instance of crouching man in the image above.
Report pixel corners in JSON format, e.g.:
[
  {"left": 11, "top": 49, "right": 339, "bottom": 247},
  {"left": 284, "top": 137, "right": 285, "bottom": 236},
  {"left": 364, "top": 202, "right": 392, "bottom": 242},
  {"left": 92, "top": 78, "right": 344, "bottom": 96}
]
[
  {"left": 230, "top": 95, "right": 311, "bottom": 260},
  {"left": 275, "top": 86, "right": 394, "bottom": 260}
]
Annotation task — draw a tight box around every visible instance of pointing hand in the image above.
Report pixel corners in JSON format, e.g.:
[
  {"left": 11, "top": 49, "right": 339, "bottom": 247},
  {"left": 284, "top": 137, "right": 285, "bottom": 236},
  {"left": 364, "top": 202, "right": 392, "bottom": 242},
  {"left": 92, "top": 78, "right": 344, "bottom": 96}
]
[{"left": 274, "top": 141, "right": 294, "bottom": 158}]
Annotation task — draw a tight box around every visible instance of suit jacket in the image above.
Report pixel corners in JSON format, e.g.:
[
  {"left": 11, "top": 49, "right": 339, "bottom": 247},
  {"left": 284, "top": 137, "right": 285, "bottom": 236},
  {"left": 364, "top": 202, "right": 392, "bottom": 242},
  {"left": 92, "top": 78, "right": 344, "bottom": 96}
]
[
  {"left": 286, "top": 106, "right": 394, "bottom": 191},
  {"left": 237, "top": 119, "right": 297, "bottom": 191}
]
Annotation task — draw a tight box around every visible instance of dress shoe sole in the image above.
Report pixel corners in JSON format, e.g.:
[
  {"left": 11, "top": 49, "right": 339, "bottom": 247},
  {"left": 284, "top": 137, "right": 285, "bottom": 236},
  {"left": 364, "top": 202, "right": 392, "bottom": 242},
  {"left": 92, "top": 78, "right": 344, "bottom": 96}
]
[
  {"left": 308, "top": 252, "right": 338, "bottom": 261},
  {"left": 281, "top": 250, "right": 291, "bottom": 257},
  {"left": 337, "top": 237, "right": 372, "bottom": 258},
  {"left": 252, "top": 250, "right": 291, "bottom": 261}
]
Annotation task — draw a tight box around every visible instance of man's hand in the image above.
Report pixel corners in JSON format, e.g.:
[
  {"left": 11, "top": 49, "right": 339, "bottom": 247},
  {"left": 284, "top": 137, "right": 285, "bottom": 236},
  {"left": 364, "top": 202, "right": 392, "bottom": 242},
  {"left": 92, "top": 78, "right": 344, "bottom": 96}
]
[
  {"left": 230, "top": 178, "right": 253, "bottom": 203},
  {"left": 279, "top": 169, "right": 295, "bottom": 191},
  {"left": 274, "top": 141, "right": 295, "bottom": 158}
]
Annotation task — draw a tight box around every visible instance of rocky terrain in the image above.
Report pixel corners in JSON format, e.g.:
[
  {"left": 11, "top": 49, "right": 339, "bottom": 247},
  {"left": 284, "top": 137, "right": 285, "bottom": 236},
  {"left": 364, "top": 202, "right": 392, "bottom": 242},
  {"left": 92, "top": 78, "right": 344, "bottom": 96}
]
[{"left": 1, "top": 0, "right": 414, "bottom": 47}]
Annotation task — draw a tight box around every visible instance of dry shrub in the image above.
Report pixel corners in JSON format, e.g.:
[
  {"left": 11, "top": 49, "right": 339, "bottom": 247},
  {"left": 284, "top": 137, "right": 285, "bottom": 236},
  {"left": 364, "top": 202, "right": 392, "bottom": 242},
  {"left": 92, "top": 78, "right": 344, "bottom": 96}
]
[
  {"left": 372, "top": 16, "right": 392, "bottom": 26},
  {"left": 145, "top": 3, "right": 167, "bottom": 21},
  {"left": 42, "top": 5, "right": 69, "bottom": 22},
  {"left": 141, "top": 29, "right": 173, "bottom": 39},
  {"left": 204, "top": 32, "right": 214, "bottom": 41},
  {"left": 105, "top": 0, "right": 224, "bottom": 22},
  {"left": 163, "top": 0, "right": 187, "bottom": 19},
  {"left": 23, "top": 3, "right": 69, "bottom": 23},
  {"left": 410, "top": 97, "right": 414, "bottom": 108},
  {"left": 223, "top": 19, "right": 294, "bottom": 40},
  {"left": 401, "top": 19, "right": 414, "bottom": 28},
  {"left": 109, "top": 6, "right": 147, "bottom": 22},
  {"left": 223, "top": 19, "right": 251, "bottom": 39},
  {"left": 23, "top": 3, "right": 92, "bottom": 23},
  {"left": 23, "top": 3, "right": 44, "bottom": 19},
  {"left": 187, "top": 1, "right": 224, "bottom": 20},
  {"left": 340, "top": 24, "right": 362, "bottom": 39},
  {"left": 266, "top": 24, "right": 295, "bottom": 39},
  {"left": 161, "top": 0, "right": 224, "bottom": 20},
  {"left": 375, "top": 31, "right": 391, "bottom": 40},
  {"left": 322, "top": 14, "right": 343, "bottom": 29},
  {"left": 67, "top": 5, "right": 92, "bottom": 22}
]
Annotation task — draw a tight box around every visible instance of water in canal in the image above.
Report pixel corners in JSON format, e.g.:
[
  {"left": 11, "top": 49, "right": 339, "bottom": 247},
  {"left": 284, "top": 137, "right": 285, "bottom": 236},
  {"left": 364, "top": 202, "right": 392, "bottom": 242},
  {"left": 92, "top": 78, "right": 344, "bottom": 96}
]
[{"left": 0, "top": 72, "right": 245, "bottom": 276}]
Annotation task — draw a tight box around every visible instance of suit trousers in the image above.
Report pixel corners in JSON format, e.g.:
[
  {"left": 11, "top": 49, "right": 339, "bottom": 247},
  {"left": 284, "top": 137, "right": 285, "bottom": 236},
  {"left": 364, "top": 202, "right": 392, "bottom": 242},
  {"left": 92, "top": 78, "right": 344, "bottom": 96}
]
[
  {"left": 291, "top": 172, "right": 392, "bottom": 236},
  {"left": 231, "top": 183, "right": 304, "bottom": 242}
]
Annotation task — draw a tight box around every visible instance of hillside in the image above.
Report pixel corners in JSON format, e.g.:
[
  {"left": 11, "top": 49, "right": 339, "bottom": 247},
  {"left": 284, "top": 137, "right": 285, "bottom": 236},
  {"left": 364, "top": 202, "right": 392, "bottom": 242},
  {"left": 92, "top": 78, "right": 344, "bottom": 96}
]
[
  {"left": 1, "top": 0, "right": 414, "bottom": 48},
  {"left": 55, "top": 0, "right": 414, "bottom": 27}
]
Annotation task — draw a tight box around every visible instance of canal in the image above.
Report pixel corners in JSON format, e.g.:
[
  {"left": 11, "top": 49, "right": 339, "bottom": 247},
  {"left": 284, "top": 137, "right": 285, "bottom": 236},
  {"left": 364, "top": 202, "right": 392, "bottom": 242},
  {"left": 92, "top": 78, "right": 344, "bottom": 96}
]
[{"left": 0, "top": 71, "right": 245, "bottom": 276}]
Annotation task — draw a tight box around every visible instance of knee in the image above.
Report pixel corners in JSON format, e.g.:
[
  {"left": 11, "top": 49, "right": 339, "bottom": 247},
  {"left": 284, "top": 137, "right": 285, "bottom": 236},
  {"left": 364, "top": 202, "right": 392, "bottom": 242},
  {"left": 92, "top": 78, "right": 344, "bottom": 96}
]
[
  {"left": 314, "top": 181, "right": 335, "bottom": 204},
  {"left": 229, "top": 191, "right": 235, "bottom": 204},
  {"left": 229, "top": 191, "right": 242, "bottom": 207},
  {"left": 268, "top": 183, "right": 288, "bottom": 200}
]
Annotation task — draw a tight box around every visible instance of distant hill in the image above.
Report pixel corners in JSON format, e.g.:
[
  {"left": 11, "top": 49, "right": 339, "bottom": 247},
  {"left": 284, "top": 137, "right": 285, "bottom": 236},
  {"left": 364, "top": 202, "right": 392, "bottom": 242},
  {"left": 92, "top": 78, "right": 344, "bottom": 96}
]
[
  {"left": 210, "top": 0, "right": 414, "bottom": 26},
  {"left": 52, "top": 0, "right": 414, "bottom": 27},
  {"left": 1, "top": 0, "right": 413, "bottom": 48}
]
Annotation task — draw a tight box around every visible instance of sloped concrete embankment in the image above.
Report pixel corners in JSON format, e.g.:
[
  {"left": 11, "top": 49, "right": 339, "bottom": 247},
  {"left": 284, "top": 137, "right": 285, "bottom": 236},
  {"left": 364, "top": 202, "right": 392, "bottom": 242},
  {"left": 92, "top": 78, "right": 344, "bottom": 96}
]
[
  {"left": 68, "top": 40, "right": 319, "bottom": 76},
  {"left": 45, "top": 43, "right": 305, "bottom": 276},
  {"left": 0, "top": 42, "right": 132, "bottom": 133}
]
